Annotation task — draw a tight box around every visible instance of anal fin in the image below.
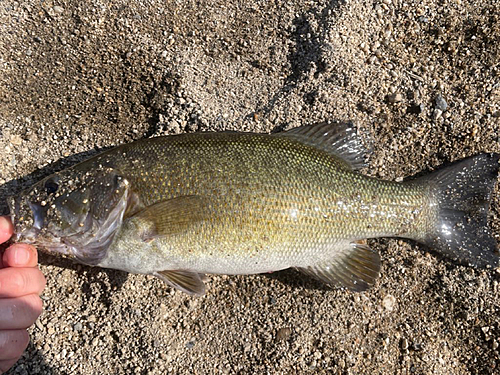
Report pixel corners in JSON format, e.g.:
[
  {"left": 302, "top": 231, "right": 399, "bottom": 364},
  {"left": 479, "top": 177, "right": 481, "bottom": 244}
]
[
  {"left": 154, "top": 270, "right": 206, "bottom": 295},
  {"left": 297, "top": 241, "right": 381, "bottom": 292}
]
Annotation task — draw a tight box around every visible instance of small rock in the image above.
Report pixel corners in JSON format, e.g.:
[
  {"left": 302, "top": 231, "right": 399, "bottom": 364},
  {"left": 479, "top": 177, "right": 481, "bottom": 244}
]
[
  {"left": 73, "top": 322, "right": 83, "bottom": 332},
  {"left": 435, "top": 94, "right": 448, "bottom": 111},
  {"left": 388, "top": 93, "right": 403, "bottom": 104},
  {"left": 412, "top": 342, "right": 423, "bottom": 351},
  {"left": 401, "top": 338, "right": 409, "bottom": 350},
  {"left": 276, "top": 327, "right": 292, "bottom": 342},
  {"left": 35, "top": 319, "right": 44, "bottom": 331},
  {"left": 53, "top": 5, "right": 64, "bottom": 14},
  {"left": 10, "top": 135, "right": 22, "bottom": 146},
  {"left": 186, "top": 341, "right": 195, "bottom": 349},
  {"left": 433, "top": 108, "right": 443, "bottom": 120},
  {"left": 382, "top": 294, "right": 396, "bottom": 311}
]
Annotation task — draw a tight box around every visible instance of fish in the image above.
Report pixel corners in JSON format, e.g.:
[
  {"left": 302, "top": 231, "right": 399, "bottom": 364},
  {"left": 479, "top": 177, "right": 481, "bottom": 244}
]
[{"left": 7, "top": 122, "right": 500, "bottom": 295}]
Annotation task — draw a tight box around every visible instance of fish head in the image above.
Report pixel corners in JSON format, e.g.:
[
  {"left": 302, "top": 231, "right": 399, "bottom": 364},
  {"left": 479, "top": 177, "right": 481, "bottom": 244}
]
[{"left": 8, "top": 165, "right": 131, "bottom": 265}]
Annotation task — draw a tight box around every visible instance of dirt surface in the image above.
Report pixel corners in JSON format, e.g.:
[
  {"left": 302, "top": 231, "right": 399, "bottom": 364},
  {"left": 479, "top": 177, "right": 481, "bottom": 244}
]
[{"left": 1, "top": 0, "right": 499, "bottom": 374}]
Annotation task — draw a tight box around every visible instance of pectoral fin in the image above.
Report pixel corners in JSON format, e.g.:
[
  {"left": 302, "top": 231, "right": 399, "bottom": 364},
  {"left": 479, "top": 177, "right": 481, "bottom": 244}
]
[
  {"left": 154, "top": 270, "right": 206, "bottom": 295},
  {"left": 297, "top": 241, "right": 380, "bottom": 292},
  {"left": 131, "top": 195, "right": 209, "bottom": 241}
]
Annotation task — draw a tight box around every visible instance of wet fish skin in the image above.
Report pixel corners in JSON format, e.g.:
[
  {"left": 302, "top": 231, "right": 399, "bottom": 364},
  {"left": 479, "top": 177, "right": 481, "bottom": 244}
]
[{"left": 8, "top": 122, "right": 500, "bottom": 295}]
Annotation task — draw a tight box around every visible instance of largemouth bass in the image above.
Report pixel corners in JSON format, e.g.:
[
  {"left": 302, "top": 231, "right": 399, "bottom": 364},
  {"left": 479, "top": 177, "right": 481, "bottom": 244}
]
[{"left": 7, "top": 122, "right": 500, "bottom": 294}]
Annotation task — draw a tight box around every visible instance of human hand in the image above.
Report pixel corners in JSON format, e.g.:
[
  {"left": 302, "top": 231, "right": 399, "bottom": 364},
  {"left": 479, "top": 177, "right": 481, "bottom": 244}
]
[{"left": 0, "top": 216, "right": 46, "bottom": 374}]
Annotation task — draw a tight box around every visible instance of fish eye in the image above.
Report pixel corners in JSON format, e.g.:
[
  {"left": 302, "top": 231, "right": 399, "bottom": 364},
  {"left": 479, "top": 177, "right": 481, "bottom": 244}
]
[{"left": 44, "top": 179, "right": 59, "bottom": 195}]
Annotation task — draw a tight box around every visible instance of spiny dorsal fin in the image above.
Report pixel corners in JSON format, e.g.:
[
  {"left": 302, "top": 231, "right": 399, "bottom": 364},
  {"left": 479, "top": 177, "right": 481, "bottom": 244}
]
[
  {"left": 297, "top": 241, "right": 381, "bottom": 292},
  {"left": 275, "top": 121, "right": 371, "bottom": 171},
  {"left": 154, "top": 270, "right": 206, "bottom": 295},
  {"left": 131, "top": 195, "right": 209, "bottom": 240}
]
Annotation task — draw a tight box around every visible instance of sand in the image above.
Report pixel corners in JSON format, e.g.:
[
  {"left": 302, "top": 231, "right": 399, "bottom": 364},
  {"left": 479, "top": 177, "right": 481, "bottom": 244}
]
[{"left": 0, "top": 0, "right": 499, "bottom": 373}]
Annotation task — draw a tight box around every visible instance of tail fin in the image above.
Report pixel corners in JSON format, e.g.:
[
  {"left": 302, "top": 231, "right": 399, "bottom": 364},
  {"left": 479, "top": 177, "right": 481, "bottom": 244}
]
[{"left": 422, "top": 153, "right": 500, "bottom": 268}]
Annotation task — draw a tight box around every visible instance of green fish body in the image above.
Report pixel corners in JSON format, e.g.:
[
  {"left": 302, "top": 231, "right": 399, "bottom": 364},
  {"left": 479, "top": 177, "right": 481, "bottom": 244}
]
[{"left": 8, "top": 123, "right": 500, "bottom": 294}]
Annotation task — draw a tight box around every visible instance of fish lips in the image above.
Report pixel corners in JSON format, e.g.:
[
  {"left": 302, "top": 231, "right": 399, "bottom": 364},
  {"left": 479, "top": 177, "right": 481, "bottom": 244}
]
[{"left": 7, "top": 195, "right": 44, "bottom": 242}]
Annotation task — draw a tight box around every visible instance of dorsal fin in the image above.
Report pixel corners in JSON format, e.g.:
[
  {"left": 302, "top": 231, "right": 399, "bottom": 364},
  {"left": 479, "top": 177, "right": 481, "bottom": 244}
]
[
  {"left": 296, "top": 241, "right": 381, "bottom": 292},
  {"left": 274, "top": 121, "right": 371, "bottom": 170}
]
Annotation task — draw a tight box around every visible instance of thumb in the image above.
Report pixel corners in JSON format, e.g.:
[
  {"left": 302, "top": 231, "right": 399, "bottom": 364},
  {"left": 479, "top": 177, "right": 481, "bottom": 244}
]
[
  {"left": 0, "top": 217, "right": 13, "bottom": 245},
  {"left": 2, "top": 244, "right": 39, "bottom": 268}
]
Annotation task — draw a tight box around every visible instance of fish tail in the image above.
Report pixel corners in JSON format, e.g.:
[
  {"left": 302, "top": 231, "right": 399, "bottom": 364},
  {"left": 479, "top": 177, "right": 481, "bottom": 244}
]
[{"left": 422, "top": 153, "right": 500, "bottom": 268}]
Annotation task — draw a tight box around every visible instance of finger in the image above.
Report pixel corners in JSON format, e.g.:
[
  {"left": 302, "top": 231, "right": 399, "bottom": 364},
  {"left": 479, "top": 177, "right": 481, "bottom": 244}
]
[
  {"left": 0, "top": 294, "right": 43, "bottom": 330},
  {"left": 0, "top": 329, "right": 29, "bottom": 361},
  {"left": 0, "top": 217, "right": 13, "bottom": 245},
  {"left": 2, "top": 244, "right": 38, "bottom": 268},
  {"left": 0, "top": 357, "right": 21, "bottom": 374},
  {"left": 0, "top": 268, "right": 46, "bottom": 298}
]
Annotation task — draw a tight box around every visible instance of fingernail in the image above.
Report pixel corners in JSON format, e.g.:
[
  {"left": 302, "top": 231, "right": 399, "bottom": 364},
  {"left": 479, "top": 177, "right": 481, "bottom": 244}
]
[{"left": 13, "top": 246, "right": 30, "bottom": 265}]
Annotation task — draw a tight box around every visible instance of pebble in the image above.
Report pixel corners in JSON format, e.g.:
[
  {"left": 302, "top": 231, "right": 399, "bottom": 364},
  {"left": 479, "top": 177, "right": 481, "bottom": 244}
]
[
  {"left": 53, "top": 6, "right": 64, "bottom": 14},
  {"left": 401, "top": 338, "right": 409, "bottom": 350},
  {"left": 433, "top": 109, "right": 443, "bottom": 120},
  {"left": 73, "top": 322, "right": 83, "bottom": 332},
  {"left": 388, "top": 93, "right": 403, "bottom": 104},
  {"left": 10, "top": 135, "right": 22, "bottom": 146},
  {"left": 382, "top": 294, "right": 396, "bottom": 311},
  {"left": 276, "top": 327, "right": 292, "bottom": 342},
  {"left": 186, "top": 341, "right": 195, "bottom": 349},
  {"left": 35, "top": 320, "right": 44, "bottom": 331},
  {"left": 435, "top": 94, "right": 448, "bottom": 111}
]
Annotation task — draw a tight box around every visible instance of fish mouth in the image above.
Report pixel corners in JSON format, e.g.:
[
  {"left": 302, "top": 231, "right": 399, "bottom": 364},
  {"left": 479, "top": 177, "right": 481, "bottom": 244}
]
[
  {"left": 7, "top": 196, "right": 45, "bottom": 242},
  {"left": 7, "top": 196, "right": 24, "bottom": 241},
  {"left": 6, "top": 195, "right": 18, "bottom": 222}
]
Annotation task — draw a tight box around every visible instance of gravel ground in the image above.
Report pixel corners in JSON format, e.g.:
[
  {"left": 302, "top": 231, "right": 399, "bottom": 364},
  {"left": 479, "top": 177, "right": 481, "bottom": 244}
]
[{"left": 1, "top": 0, "right": 499, "bottom": 374}]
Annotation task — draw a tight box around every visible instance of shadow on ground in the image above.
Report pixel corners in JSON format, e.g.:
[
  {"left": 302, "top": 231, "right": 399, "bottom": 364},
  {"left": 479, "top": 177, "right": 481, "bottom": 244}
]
[{"left": 6, "top": 342, "right": 59, "bottom": 375}]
